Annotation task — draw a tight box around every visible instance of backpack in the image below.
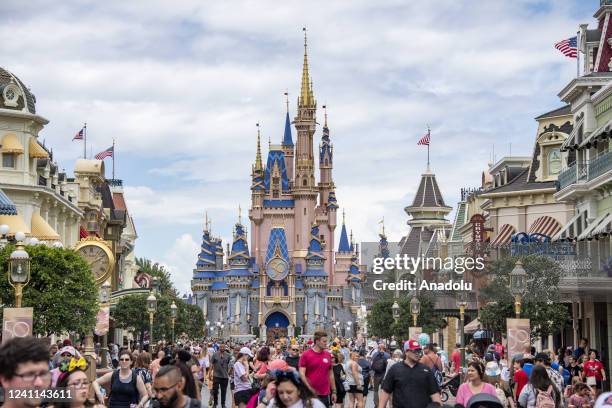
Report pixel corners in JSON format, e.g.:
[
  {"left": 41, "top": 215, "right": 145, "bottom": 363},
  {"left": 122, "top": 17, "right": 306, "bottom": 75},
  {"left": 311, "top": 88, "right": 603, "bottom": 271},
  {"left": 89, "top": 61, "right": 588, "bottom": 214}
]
[
  {"left": 371, "top": 352, "right": 387, "bottom": 375},
  {"left": 427, "top": 355, "right": 444, "bottom": 387},
  {"left": 535, "top": 385, "right": 556, "bottom": 408}
]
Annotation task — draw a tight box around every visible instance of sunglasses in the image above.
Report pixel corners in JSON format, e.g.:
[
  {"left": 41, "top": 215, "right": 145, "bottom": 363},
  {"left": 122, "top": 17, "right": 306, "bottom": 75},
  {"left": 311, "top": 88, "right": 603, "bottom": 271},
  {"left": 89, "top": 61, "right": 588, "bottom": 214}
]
[{"left": 120, "top": 358, "right": 131, "bottom": 362}]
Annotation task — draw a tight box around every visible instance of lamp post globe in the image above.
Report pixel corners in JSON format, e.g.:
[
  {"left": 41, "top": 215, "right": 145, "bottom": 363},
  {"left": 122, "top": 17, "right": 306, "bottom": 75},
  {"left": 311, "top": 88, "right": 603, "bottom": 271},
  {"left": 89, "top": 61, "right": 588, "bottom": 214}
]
[
  {"left": 147, "top": 293, "right": 157, "bottom": 347},
  {"left": 510, "top": 260, "right": 527, "bottom": 318},
  {"left": 391, "top": 301, "right": 400, "bottom": 322},
  {"left": 100, "top": 280, "right": 111, "bottom": 304},
  {"left": 170, "top": 301, "right": 178, "bottom": 344},
  {"left": 410, "top": 296, "right": 421, "bottom": 326},
  {"left": 9, "top": 232, "right": 30, "bottom": 308}
]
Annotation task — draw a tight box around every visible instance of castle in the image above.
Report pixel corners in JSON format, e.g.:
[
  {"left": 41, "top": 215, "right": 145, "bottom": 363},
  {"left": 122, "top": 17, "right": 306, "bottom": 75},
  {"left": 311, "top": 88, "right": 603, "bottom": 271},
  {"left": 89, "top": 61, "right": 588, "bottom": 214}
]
[{"left": 191, "top": 32, "right": 366, "bottom": 340}]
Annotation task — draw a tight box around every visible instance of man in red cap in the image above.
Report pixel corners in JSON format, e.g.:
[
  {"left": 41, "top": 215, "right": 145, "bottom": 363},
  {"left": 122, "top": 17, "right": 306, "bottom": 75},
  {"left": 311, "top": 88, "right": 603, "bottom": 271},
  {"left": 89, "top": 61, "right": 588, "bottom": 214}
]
[{"left": 379, "top": 339, "right": 441, "bottom": 408}]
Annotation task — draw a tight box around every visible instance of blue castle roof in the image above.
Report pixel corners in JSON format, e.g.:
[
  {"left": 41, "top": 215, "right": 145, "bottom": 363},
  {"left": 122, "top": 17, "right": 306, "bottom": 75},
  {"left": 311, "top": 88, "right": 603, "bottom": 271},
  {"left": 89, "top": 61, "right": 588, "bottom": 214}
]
[
  {"left": 338, "top": 223, "right": 350, "bottom": 253},
  {"left": 319, "top": 125, "right": 332, "bottom": 165},
  {"left": 264, "top": 149, "right": 290, "bottom": 193},
  {"left": 379, "top": 233, "right": 390, "bottom": 259},
  {"left": 282, "top": 111, "right": 293, "bottom": 146},
  {"left": 349, "top": 253, "right": 361, "bottom": 282},
  {"left": 228, "top": 223, "right": 250, "bottom": 267},
  {"left": 305, "top": 224, "right": 327, "bottom": 277},
  {"left": 327, "top": 191, "right": 338, "bottom": 209},
  {"left": 266, "top": 227, "right": 289, "bottom": 262},
  {"left": 211, "top": 281, "right": 228, "bottom": 290},
  {"left": 196, "top": 229, "right": 217, "bottom": 269}
]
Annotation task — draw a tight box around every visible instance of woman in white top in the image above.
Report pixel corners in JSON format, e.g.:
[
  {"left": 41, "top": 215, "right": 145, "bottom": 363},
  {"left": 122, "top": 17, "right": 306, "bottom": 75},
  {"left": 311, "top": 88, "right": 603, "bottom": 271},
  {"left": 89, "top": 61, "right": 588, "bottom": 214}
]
[
  {"left": 233, "top": 348, "right": 253, "bottom": 408},
  {"left": 346, "top": 351, "right": 364, "bottom": 408},
  {"left": 256, "top": 370, "right": 326, "bottom": 408}
]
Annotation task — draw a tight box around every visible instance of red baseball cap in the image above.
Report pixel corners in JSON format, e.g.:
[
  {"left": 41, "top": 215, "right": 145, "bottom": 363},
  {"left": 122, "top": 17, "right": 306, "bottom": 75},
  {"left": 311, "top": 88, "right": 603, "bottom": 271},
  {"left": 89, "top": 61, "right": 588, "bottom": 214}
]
[{"left": 404, "top": 339, "right": 421, "bottom": 352}]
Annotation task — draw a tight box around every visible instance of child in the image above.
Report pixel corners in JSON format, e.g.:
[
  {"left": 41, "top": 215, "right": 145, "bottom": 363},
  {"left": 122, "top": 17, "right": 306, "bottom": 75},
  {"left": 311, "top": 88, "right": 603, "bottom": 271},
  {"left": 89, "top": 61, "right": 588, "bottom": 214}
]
[{"left": 568, "top": 382, "right": 593, "bottom": 408}]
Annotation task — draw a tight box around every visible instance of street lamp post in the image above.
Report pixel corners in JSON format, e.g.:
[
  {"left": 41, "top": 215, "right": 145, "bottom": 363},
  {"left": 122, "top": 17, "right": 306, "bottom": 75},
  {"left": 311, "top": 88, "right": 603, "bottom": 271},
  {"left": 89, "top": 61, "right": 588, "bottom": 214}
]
[
  {"left": 8, "top": 232, "right": 30, "bottom": 308},
  {"left": 170, "top": 301, "right": 178, "bottom": 345},
  {"left": 410, "top": 296, "right": 421, "bottom": 327},
  {"left": 456, "top": 291, "right": 468, "bottom": 379},
  {"left": 0, "top": 224, "right": 10, "bottom": 249},
  {"left": 146, "top": 293, "right": 157, "bottom": 351},
  {"left": 510, "top": 260, "right": 527, "bottom": 318},
  {"left": 99, "top": 280, "right": 111, "bottom": 368}
]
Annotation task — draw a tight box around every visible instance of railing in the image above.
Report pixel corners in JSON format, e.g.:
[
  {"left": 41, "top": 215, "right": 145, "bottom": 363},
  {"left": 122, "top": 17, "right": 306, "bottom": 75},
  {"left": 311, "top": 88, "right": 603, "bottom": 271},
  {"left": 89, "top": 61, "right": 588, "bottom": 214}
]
[
  {"left": 38, "top": 176, "right": 47, "bottom": 187},
  {"left": 557, "top": 152, "right": 612, "bottom": 191}
]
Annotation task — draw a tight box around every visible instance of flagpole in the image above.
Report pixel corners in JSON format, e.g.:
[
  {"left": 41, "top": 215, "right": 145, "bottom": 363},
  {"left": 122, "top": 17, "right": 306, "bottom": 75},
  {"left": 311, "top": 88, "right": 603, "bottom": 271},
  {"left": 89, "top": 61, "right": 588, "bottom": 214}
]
[
  {"left": 83, "top": 122, "right": 87, "bottom": 159},
  {"left": 427, "top": 126, "right": 431, "bottom": 169},
  {"left": 577, "top": 30, "right": 580, "bottom": 78},
  {"left": 112, "top": 138, "right": 115, "bottom": 180}
]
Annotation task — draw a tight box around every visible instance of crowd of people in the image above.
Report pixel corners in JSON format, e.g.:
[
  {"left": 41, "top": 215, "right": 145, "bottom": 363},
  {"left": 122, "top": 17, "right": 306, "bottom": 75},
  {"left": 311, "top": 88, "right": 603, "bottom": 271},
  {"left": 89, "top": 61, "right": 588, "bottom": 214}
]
[{"left": 0, "top": 334, "right": 611, "bottom": 408}]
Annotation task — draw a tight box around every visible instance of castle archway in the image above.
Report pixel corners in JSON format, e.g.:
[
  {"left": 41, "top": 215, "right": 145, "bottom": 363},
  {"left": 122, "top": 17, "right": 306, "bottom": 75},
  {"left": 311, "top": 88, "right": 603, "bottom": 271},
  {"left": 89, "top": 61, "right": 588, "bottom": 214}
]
[{"left": 265, "top": 311, "right": 290, "bottom": 342}]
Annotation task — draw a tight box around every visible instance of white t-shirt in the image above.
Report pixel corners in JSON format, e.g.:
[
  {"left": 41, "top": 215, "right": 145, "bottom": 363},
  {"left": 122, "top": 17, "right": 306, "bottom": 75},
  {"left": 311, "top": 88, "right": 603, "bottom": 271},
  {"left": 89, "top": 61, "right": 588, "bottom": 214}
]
[
  {"left": 267, "top": 399, "right": 326, "bottom": 408},
  {"left": 233, "top": 361, "right": 251, "bottom": 392}
]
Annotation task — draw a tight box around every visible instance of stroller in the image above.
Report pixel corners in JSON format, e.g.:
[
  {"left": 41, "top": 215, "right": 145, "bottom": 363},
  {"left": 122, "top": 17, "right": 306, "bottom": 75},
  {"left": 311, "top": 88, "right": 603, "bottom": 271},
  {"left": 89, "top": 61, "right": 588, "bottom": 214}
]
[{"left": 440, "top": 373, "right": 461, "bottom": 402}]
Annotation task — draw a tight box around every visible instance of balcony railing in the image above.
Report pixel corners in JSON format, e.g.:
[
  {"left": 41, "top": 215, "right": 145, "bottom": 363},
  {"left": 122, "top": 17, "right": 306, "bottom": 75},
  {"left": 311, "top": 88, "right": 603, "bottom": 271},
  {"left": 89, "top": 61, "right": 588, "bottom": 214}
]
[{"left": 557, "top": 150, "right": 612, "bottom": 190}]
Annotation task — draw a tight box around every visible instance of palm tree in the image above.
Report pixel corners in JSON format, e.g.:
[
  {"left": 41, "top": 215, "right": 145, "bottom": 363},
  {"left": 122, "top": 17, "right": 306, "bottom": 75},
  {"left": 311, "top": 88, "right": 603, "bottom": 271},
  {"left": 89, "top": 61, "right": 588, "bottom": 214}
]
[{"left": 135, "top": 257, "right": 178, "bottom": 297}]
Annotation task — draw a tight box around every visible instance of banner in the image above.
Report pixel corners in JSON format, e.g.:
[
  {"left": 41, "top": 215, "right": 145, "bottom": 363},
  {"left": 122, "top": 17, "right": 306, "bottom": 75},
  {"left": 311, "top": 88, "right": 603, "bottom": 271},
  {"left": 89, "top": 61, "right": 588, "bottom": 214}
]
[
  {"left": 2, "top": 307, "right": 33, "bottom": 344},
  {"left": 94, "top": 306, "right": 109, "bottom": 336},
  {"left": 506, "top": 318, "right": 530, "bottom": 358}
]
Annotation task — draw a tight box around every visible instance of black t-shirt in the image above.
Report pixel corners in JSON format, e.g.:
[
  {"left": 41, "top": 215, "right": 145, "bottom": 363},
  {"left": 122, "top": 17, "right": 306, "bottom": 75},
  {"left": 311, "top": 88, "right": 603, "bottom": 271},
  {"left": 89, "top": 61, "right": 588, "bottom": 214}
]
[
  {"left": 569, "top": 364, "right": 583, "bottom": 378},
  {"left": 381, "top": 361, "right": 440, "bottom": 408}
]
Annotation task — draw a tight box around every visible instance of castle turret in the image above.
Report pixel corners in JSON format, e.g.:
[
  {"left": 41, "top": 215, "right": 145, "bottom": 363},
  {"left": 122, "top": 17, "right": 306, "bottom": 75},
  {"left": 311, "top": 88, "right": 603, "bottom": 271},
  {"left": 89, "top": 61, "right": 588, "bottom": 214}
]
[
  {"left": 319, "top": 106, "right": 334, "bottom": 206},
  {"left": 281, "top": 98, "right": 295, "bottom": 182},
  {"left": 293, "top": 29, "right": 319, "bottom": 261},
  {"left": 334, "top": 210, "right": 353, "bottom": 285},
  {"left": 227, "top": 212, "right": 253, "bottom": 335},
  {"left": 303, "top": 223, "right": 328, "bottom": 333}
]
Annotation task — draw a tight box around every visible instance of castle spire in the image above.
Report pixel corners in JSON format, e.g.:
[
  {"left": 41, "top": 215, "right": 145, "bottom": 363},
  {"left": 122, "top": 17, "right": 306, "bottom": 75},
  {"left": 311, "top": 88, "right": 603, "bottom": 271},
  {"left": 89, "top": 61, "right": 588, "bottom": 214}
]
[
  {"left": 282, "top": 93, "right": 294, "bottom": 146},
  {"left": 323, "top": 104, "right": 328, "bottom": 128},
  {"left": 299, "top": 27, "right": 315, "bottom": 107},
  {"left": 254, "top": 123, "right": 263, "bottom": 171},
  {"left": 338, "top": 210, "right": 350, "bottom": 253}
]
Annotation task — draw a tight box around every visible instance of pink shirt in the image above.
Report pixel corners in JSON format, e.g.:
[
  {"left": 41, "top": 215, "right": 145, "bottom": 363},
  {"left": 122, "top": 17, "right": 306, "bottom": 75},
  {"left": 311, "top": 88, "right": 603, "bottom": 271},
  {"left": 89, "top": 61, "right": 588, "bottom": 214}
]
[
  {"left": 299, "top": 348, "right": 333, "bottom": 396},
  {"left": 456, "top": 382, "right": 497, "bottom": 406}
]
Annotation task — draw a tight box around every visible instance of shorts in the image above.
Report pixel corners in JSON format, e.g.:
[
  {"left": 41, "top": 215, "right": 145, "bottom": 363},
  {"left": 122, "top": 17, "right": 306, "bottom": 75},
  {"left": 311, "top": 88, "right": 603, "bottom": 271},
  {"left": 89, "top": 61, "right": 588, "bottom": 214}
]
[
  {"left": 336, "top": 391, "right": 346, "bottom": 404},
  {"left": 234, "top": 390, "right": 252, "bottom": 405},
  {"left": 348, "top": 385, "right": 362, "bottom": 394}
]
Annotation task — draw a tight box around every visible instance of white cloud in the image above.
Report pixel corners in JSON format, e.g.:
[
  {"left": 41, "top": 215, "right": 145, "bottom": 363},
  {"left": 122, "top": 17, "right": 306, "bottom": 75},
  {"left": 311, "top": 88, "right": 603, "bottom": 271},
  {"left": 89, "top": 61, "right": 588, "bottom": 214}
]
[
  {"left": 158, "top": 233, "right": 200, "bottom": 295},
  {"left": 0, "top": 0, "right": 596, "bottom": 292}
]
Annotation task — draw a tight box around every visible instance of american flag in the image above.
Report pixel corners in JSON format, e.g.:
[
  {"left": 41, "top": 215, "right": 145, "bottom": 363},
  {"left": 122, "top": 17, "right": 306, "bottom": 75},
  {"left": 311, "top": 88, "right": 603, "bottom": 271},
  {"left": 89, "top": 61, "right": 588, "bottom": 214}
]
[
  {"left": 417, "top": 130, "right": 431, "bottom": 146},
  {"left": 73, "top": 128, "right": 84, "bottom": 141},
  {"left": 94, "top": 146, "right": 114, "bottom": 160},
  {"left": 554, "top": 36, "right": 577, "bottom": 58}
]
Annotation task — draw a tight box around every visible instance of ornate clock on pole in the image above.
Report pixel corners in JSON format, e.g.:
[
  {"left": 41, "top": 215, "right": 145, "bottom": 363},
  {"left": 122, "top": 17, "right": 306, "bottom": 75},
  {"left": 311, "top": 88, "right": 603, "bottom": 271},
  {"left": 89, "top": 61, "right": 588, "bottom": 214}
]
[{"left": 75, "top": 237, "right": 116, "bottom": 286}]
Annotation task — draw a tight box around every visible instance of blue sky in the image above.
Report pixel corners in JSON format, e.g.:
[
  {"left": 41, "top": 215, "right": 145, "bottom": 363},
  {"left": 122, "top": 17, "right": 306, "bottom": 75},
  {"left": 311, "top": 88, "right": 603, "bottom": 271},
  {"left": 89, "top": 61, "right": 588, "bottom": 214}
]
[{"left": 0, "top": 0, "right": 598, "bottom": 293}]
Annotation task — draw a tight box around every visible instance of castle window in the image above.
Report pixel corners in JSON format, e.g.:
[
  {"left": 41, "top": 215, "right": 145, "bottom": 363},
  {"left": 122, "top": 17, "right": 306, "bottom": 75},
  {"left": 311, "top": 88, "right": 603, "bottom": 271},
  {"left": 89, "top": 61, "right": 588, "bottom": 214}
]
[
  {"left": 548, "top": 149, "right": 561, "bottom": 175},
  {"left": 304, "top": 208, "right": 307, "bottom": 215},
  {"left": 2, "top": 153, "right": 15, "bottom": 168},
  {"left": 303, "top": 179, "right": 307, "bottom": 186},
  {"left": 273, "top": 176, "right": 279, "bottom": 186},
  {"left": 272, "top": 190, "right": 279, "bottom": 198}
]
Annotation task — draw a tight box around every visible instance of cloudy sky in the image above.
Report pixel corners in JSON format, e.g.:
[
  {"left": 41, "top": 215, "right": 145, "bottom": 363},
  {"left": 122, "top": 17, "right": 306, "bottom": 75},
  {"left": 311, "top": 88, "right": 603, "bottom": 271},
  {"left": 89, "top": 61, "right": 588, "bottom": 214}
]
[{"left": 0, "top": 0, "right": 597, "bottom": 294}]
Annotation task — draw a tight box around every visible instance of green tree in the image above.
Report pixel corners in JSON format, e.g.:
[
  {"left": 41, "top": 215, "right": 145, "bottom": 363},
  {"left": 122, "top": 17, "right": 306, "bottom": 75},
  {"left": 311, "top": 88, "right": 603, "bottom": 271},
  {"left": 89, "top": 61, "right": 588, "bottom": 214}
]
[
  {"left": 135, "top": 257, "right": 177, "bottom": 297},
  {"left": 0, "top": 244, "right": 98, "bottom": 336},
  {"left": 367, "top": 293, "right": 446, "bottom": 339},
  {"left": 478, "top": 255, "right": 570, "bottom": 340}
]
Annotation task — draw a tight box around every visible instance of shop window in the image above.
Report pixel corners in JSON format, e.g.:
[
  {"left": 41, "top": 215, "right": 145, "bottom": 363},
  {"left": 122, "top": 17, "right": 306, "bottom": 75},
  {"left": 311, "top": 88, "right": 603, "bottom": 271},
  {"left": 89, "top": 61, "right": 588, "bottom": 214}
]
[{"left": 2, "top": 153, "right": 15, "bottom": 168}]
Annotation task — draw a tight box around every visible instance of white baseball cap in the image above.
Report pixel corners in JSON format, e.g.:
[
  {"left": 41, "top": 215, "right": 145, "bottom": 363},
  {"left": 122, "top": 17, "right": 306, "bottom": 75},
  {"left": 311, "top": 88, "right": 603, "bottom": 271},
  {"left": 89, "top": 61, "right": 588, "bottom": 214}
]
[{"left": 239, "top": 347, "right": 253, "bottom": 358}]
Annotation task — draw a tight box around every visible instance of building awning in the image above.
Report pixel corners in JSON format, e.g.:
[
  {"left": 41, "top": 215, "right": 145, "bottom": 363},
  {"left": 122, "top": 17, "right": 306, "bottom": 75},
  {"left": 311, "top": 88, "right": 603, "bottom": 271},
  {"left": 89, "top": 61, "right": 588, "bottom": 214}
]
[
  {"left": 491, "top": 224, "right": 516, "bottom": 247},
  {"left": 528, "top": 216, "right": 562, "bottom": 241},
  {"left": 553, "top": 210, "right": 587, "bottom": 241},
  {"left": 578, "top": 212, "right": 610, "bottom": 241},
  {"left": 31, "top": 213, "right": 60, "bottom": 240},
  {"left": 0, "top": 189, "right": 17, "bottom": 215},
  {"left": 28, "top": 137, "right": 49, "bottom": 159},
  {"left": 0, "top": 213, "right": 30, "bottom": 235},
  {"left": 579, "top": 118, "right": 612, "bottom": 149},
  {"left": 464, "top": 318, "right": 481, "bottom": 334},
  {"left": 1, "top": 133, "right": 24, "bottom": 154},
  {"left": 561, "top": 116, "right": 583, "bottom": 151},
  {"left": 592, "top": 213, "right": 612, "bottom": 236}
]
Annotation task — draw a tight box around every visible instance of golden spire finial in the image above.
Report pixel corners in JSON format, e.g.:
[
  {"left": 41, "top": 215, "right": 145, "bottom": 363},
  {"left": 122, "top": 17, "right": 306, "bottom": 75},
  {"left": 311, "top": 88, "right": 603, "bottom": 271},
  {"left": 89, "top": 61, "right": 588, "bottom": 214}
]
[
  {"left": 238, "top": 204, "right": 242, "bottom": 224},
  {"left": 255, "top": 123, "right": 263, "bottom": 171},
  {"left": 299, "top": 27, "right": 314, "bottom": 107},
  {"left": 350, "top": 229, "right": 354, "bottom": 245},
  {"left": 342, "top": 209, "right": 346, "bottom": 225},
  {"left": 380, "top": 216, "right": 385, "bottom": 236}
]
